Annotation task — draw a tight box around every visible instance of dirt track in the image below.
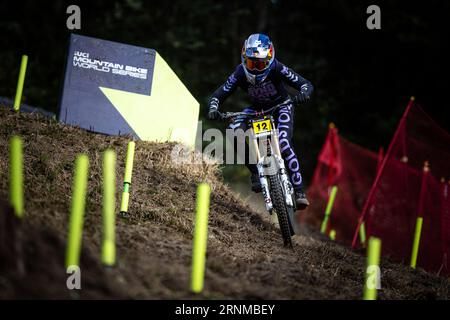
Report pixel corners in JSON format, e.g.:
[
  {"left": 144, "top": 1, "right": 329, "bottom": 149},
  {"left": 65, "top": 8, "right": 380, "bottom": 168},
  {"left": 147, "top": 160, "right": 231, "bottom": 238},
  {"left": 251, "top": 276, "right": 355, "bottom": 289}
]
[{"left": 0, "top": 106, "right": 449, "bottom": 299}]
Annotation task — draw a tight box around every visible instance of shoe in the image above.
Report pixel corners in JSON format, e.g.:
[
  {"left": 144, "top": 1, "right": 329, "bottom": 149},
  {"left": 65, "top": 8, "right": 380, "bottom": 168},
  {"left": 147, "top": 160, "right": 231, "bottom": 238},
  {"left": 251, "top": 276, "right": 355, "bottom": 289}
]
[
  {"left": 250, "top": 173, "right": 262, "bottom": 193},
  {"left": 295, "top": 190, "right": 310, "bottom": 210}
]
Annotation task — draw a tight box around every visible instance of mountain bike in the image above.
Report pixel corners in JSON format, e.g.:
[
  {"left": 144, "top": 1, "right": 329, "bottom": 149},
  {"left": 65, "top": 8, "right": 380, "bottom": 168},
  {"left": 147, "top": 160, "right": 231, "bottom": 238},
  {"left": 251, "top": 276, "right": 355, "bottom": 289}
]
[{"left": 219, "top": 102, "right": 296, "bottom": 247}]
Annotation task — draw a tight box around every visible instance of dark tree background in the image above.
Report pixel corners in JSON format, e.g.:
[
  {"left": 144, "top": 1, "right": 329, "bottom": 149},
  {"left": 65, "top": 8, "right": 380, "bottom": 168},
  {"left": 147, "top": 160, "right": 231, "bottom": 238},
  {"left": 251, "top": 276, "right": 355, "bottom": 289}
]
[{"left": 1, "top": 0, "right": 449, "bottom": 184}]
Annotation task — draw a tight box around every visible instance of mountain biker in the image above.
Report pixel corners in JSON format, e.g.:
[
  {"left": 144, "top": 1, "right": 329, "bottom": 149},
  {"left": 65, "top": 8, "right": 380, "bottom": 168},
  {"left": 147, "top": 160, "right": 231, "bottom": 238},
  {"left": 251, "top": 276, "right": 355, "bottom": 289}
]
[{"left": 207, "top": 33, "right": 313, "bottom": 210}]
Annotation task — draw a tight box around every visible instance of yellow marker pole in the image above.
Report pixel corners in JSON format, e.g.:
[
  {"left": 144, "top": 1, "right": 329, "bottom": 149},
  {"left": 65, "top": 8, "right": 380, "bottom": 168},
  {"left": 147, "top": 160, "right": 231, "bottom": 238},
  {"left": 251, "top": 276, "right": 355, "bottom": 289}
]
[
  {"left": 410, "top": 162, "right": 429, "bottom": 269},
  {"left": 14, "top": 55, "right": 28, "bottom": 112},
  {"left": 120, "top": 141, "right": 135, "bottom": 216},
  {"left": 9, "top": 136, "right": 24, "bottom": 218},
  {"left": 410, "top": 217, "right": 423, "bottom": 269},
  {"left": 102, "top": 149, "right": 116, "bottom": 266},
  {"left": 363, "top": 237, "right": 382, "bottom": 300},
  {"left": 66, "top": 154, "right": 89, "bottom": 268},
  {"left": 329, "top": 229, "right": 336, "bottom": 241},
  {"left": 359, "top": 222, "right": 367, "bottom": 246},
  {"left": 321, "top": 186, "right": 338, "bottom": 234},
  {"left": 191, "top": 183, "right": 211, "bottom": 293}
]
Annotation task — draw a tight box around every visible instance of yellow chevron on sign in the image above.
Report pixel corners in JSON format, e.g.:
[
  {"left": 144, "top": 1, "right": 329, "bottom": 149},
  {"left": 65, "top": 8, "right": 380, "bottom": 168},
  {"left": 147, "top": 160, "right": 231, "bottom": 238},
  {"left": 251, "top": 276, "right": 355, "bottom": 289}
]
[{"left": 100, "top": 52, "right": 199, "bottom": 148}]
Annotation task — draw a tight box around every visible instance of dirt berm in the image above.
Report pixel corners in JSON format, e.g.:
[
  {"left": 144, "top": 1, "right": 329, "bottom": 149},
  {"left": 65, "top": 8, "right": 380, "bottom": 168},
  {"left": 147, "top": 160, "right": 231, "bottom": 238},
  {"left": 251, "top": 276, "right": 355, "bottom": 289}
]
[{"left": 0, "top": 106, "right": 448, "bottom": 299}]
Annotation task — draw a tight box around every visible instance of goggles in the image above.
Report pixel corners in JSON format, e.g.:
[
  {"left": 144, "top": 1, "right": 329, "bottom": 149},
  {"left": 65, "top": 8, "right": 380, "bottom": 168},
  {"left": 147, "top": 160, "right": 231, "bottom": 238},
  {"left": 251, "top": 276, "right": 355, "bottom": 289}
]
[{"left": 244, "top": 57, "right": 270, "bottom": 71}]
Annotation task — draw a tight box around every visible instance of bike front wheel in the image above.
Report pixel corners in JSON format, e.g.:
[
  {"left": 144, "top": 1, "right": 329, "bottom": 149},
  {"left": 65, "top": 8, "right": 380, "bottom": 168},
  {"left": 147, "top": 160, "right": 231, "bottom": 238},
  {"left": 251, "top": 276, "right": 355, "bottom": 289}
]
[{"left": 268, "top": 174, "right": 293, "bottom": 248}]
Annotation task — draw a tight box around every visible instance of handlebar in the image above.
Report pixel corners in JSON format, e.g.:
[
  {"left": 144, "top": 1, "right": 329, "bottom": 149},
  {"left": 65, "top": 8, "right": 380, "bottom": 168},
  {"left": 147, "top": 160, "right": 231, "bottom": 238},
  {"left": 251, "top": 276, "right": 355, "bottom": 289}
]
[{"left": 218, "top": 101, "right": 291, "bottom": 121}]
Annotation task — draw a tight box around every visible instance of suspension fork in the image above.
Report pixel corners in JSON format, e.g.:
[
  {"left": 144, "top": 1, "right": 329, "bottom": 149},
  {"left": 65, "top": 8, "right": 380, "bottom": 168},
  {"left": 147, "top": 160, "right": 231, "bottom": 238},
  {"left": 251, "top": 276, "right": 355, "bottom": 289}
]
[
  {"left": 252, "top": 135, "right": 273, "bottom": 212},
  {"left": 271, "top": 129, "right": 294, "bottom": 206},
  {"left": 271, "top": 130, "right": 282, "bottom": 157}
]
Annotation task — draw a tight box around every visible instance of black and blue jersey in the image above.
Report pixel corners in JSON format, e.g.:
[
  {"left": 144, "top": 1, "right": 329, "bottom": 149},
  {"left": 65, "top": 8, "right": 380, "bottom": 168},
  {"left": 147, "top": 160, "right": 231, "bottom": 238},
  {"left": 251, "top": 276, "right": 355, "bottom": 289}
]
[{"left": 209, "top": 59, "right": 314, "bottom": 110}]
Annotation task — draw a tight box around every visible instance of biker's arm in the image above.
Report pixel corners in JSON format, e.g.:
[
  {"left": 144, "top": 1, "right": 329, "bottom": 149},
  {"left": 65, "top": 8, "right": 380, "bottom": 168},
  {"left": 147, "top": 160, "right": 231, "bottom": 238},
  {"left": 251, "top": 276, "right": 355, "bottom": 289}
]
[
  {"left": 276, "top": 61, "right": 314, "bottom": 102},
  {"left": 207, "top": 69, "right": 239, "bottom": 119}
]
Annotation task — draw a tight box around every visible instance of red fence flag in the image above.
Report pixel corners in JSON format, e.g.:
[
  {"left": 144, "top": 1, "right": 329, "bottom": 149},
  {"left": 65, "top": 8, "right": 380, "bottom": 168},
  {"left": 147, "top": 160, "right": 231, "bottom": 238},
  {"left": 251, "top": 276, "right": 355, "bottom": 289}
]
[
  {"left": 301, "top": 124, "right": 379, "bottom": 244},
  {"left": 352, "top": 97, "right": 450, "bottom": 275},
  {"left": 317, "top": 124, "right": 342, "bottom": 187},
  {"left": 351, "top": 97, "right": 415, "bottom": 249}
]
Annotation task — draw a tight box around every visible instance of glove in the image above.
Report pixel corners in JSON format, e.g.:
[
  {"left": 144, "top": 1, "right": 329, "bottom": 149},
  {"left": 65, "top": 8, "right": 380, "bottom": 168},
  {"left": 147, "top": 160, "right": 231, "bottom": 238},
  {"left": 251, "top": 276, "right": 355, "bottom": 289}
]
[
  {"left": 207, "top": 97, "right": 221, "bottom": 120},
  {"left": 293, "top": 91, "right": 310, "bottom": 105},
  {"left": 207, "top": 106, "right": 220, "bottom": 120}
]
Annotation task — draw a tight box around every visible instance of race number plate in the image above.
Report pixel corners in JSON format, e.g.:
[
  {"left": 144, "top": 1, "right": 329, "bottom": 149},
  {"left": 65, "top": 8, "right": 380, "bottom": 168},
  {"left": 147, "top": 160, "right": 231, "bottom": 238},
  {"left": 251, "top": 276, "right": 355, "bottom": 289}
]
[{"left": 252, "top": 119, "right": 272, "bottom": 134}]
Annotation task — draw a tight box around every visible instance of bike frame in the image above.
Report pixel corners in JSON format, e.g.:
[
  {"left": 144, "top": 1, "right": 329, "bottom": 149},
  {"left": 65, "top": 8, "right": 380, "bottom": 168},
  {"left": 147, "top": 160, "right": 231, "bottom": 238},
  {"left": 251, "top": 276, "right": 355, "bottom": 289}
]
[
  {"left": 218, "top": 101, "right": 297, "bottom": 245},
  {"left": 250, "top": 115, "right": 294, "bottom": 213}
]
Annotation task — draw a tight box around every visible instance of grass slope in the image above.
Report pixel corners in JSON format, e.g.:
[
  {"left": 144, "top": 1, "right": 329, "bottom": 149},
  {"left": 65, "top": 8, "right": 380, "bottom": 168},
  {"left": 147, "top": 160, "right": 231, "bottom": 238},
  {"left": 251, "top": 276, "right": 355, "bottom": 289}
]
[{"left": 0, "top": 106, "right": 448, "bottom": 299}]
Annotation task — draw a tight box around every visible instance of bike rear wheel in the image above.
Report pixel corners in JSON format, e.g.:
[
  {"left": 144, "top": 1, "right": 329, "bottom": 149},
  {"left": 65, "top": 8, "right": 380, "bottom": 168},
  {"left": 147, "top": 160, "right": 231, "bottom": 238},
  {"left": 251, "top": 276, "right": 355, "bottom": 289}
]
[{"left": 268, "top": 174, "right": 293, "bottom": 248}]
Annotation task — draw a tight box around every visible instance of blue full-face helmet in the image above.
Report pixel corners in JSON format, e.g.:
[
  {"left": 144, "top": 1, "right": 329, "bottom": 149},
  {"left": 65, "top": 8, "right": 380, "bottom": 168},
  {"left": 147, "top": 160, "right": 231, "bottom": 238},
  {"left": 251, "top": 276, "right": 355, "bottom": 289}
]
[{"left": 241, "top": 33, "right": 275, "bottom": 85}]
